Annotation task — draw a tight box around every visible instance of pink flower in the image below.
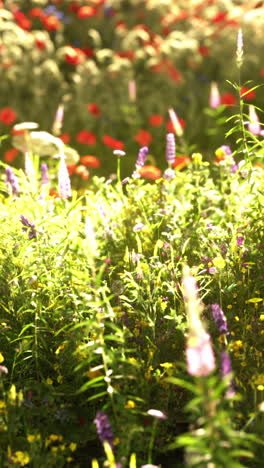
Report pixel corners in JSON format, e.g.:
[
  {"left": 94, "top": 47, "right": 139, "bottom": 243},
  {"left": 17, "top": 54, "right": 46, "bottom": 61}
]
[
  {"left": 209, "top": 82, "right": 221, "bottom": 109},
  {"left": 186, "top": 332, "right": 215, "bottom": 377}
]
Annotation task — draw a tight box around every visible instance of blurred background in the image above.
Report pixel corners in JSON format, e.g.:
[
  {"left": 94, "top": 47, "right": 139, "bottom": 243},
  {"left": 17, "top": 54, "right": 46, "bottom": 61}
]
[{"left": 0, "top": 0, "right": 263, "bottom": 180}]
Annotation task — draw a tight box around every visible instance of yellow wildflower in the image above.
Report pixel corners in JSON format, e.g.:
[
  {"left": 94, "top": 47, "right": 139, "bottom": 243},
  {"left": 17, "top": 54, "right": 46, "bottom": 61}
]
[
  {"left": 0, "top": 352, "right": 4, "bottom": 363},
  {"left": 69, "top": 442, "right": 77, "bottom": 452},
  {"left": 12, "top": 451, "right": 30, "bottom": 466},
  {"left": 46, "top": 378, "right": 53, "bottom": 385},
  {"left": 125, "top": 400, "right": 136, "bottom": 409},
  {"left": 213, "top": 256, "right": 226, "bottom": 270}
]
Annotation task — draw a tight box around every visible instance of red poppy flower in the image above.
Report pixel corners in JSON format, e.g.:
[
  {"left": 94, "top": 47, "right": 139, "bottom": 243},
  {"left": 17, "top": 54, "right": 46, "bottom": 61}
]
[
  {"left": 198, "top": 45, "right": 210, "bottom": 56},
  {"left": 14, "top": 12, "right": 32, "bottom": 30},
  {"left": 76, "top": 130, "right": 96, "bottom": 145},
  {"left": 29, "top": 8, "right": 44, "bottom": 18},
  {"left": 58, "top": 133, "right": 70, "bottom": 144},
  {"left": 65, "top": 47, "right": 85, "bottom": 66},
  {"left": 77, "top": 6, "right": 97, "bottom": 18},
  {"left": 102, "top": 135, "right": 124, "bottom": 150},
  {"left": 0, "top": 108, "right": 17, "bottom": 125},
  {"left": 240, "top": 87, "right": 256, "bottom": 101},
  {"left": 87, "top": 103, "right": 100, "bottom": 116},
  {"left": 172, "top": 155, "right": 191, "bottom": 170},
  {"left": 67, "top": 165, "right": 77, "bottom": 176},
  {"left": 167, "top": 66, "right": 182, "bottom": 83},
  {"left": 82, "top": 46, "right": 94, "bottom": 58},
  {"left": 4, "top": 148, "right": 19, "bottom": 163},
  {"left": 41, "top": 15, "right": 61, "bottom": 31},
  {"left": 134, "top": 129, "right": 152, "bottom": 146},
  {"left": 166, "top": 118, "right": 186, "bottom": 133},
  {"left": 149, "top": 114, "right": 163, "bottom": 127},
  {"left": 35, "top": 38, "right": 46, "bottom": 50},
  {"left": 80, "top": 155, "right": 100, "bottom": 168},
  {"left": 221, "top": 93, "right": 237, "bottom": 106},
  {"left": 139, "top": 165, "right": 162, "bottom": 180},
  {"left": 68, "top": 2, "right": 80, "bottom": 14}
]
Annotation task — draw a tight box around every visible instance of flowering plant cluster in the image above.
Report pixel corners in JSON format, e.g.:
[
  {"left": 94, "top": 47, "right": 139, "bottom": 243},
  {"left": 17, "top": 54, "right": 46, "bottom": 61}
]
[
  {"left": 1, "top": 0, "right": 264, "bottom": 177},
  {"left": 0, "top": 116, "right": 264, "bottom": 465}
]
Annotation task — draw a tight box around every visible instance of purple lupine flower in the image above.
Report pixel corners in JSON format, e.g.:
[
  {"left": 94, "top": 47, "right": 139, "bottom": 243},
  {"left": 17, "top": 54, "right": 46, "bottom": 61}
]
[
  {"left": 5, "top": 167, "right": 20, "bottom": 196},
  {"left": 211, "top": 303, "right": 228, "bottom": 335},
  {"left": 136, "top": 146, "right": 148, "bottom": 169},
  {"left": 166, "top": 133, "right": 176, "bottom": 165},
  {"left": 94, "top": 411, "right": 114, "bottom": 447},
  {"left": 186, "top": 331, "right": 216, "bottom": 377},
  {"left": 220, "top": 351, "right": 235, "bottom": 397},
  {"left": 20, "top": 215, "right": 37, "bottom": 240},
  {"left": 40, "top": 163, "right": 49, "bottom": 185},
  {"left": 237, "top": 236, "right": 244, "bottom": 247},
  {"left": 58, "top": 156, "right": 71, "bottom": 199}
]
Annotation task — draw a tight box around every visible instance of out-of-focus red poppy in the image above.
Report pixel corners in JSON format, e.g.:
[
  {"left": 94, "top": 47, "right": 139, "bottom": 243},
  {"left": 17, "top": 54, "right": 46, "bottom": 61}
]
[
  {"left": 65, "top": 47, "right": 85, "bottom": 66},
  {"left": 221, "top": 93, "right": 237, "bottom": 106},
  {"left": 166, "top": 118, "right": 186, "bottom": 133},
  {"left": 116, "top": 50, "right": 135, "bottom": 60},
  {"left": 82, "top": 46, "right": 95, "bottom": 58},
  {"left": 58, "top": 133, "right": 70, "bottom": 144},
  {"left": 87, "top": 103, "right": 101, "bottom": 116},
  {"left": 14, "top": 12, "right": 32, "bottom": 30},
  {"left": 29, "top": 8, "right": 44, "bottom": 18},
  {"left": 68, "top": 2, "right": 80, "bottom": 14},
  {"left": 80, "top": 155, "right": 100, "bottom": 168},
  {"left": 67, "top": 165, "right": 77, "bottom": 176},
  {"left": 167, "top": 66, "right": 182, "bottom": 83},
  {"left": 0, "top": 108, "right": 17, "bottom": 125},
  {"left": 172, "top": 155, "right": 191, "bottom": 170},
  {"left": 240, "top": 87, "right": 256, "bottom": 100},
  {"left": 139, "top": 165, "right": 162, "bottom": 180},
  {"left": 35, "top": 38, "right": 46, "bottom": 50},
  {"left": 77, "top": 6, "right": 97, "bottom": 18},
  {"left": 149, "top": 114, "right": 163, "bottom": 127},
  {"left": 102, "top": 135, "right": 124, "bottom": 150},
  {"left": 134, "top": 130, "right": 152, "bottom": 146},
  {"left": 212, "top": 12, "right": 227, "bottom": 22},
  {"left": 41, "top": 15, "right": 61, "bottom": 31},
  {"left": 76, "top": 130, "right": 96, "bottom": 145},
  {"left": 199, "top": 45, "right": 210, "bottom": 56},
  {"left": 4, "top": 148, "right": 19, "bottom": 163}
]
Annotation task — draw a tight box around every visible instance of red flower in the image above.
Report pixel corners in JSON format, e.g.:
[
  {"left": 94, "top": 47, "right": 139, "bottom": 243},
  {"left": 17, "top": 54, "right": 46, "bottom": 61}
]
[
  {"left": 29, "top": 8, "right": 44, "bottom": 18},
  {"left": 198, "top": 45, "right": 210, "bottom": 56},
  {"left": 116, "top": 50, "right": 135, "bottom": 60},
  {"left": 134, "top": 129, "right": 152, "bottom": 146},
  {"left": 82, "top": 46, "right": 94, "bottom": 58},
  {"left": 76, "top": 130, "right": 96, "bottom": 145},
  {"left": 68, "top": 2, "right": 80, "bottom": 14},
  {"left": 102, "top": 135, "right": 124, "bottom": 150},
  {"left": 240, "top": 86, "right": 256, "bottom": 101},
  {"left": 212, "top": 12, "right": 227, "bottom": 22},
  {"left": 58, "top": 133, "right": 71, "bottom": 144},
  {"left": 261, "top": 69, "right": 264, "bottom": 78},
  {"left": 167, "top": 66, "right": 182, "bottom": 83},
  {"left": 80, "top": 155, "right": 100, "bottom": 168},
  {"left": 65, "top": 47, "right": 85, "bottom": 66},
  {"left": 139, "top": 165, "right": 162, "bottom": 180},
  {"left": 166, "top": 118, "right": 186, "bottom": 133},
  {"left": 41, "top": 15, "right": 61, "bottom": 31},
  {"left": 87, "top": 103, "right": 101, "bottom": 116},
  {"left": 4, "top": 148, "right": 19, "bottom": 163},
  {"left": 67, "top": 165, "right": 77, "bottom": 176},
  {"left": 149, "top": 114, "right": 163, "bottom": 127},
  {"left": 14, "top": 12, "right": 32, "bottom": 30},
  {"left": 0, "top": 108, "right": 17, "bottom": 125},
  {"left": 77, "top": 6, "right": 97, "bottom": 18},
  {"left": 221, "top": 93, "right": 237, "bottom": 106},
  {"left": 35, "top": 38, "right": 46, "bottom": 50},
  {"left": 172, "top": 155, "right": 191, "bottom": 170}
]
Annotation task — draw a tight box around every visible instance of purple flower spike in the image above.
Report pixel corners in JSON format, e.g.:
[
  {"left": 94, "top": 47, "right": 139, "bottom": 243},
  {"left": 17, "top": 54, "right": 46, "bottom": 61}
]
[
  {"left": 5, "top": 167, "right": 20, "bottom": 196},
  {"left": 211, "top": 303, "right": 228, "bottom": 335},
  {"left": 94, "top": 411, "right": 114, "bottom": 447},
  {"left": 220, "top": 351, "right": 235, "bottom": 397},
  {"left": 20, "top": 215, "right": 37, "bottom": 240},
  {"left": 136, "top": 146, "right": 148, "bottom": 169},
  {"left": 40, "top": 163, "right": 49, "bottom": 185},
  {"left": 237, "top": 236, "right": 244, "bottom": 247},
  {"left": 58, "top": 156, "right": 71, "bottom": 199},
  {"left": 166, "top": 133, "right": 176, "bottom": 165}
]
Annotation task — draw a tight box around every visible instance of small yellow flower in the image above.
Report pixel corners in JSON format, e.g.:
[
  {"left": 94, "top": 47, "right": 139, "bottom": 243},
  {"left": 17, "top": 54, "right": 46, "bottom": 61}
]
[
  {"left": 257, "top": 385, "right": 264, "bottom": 391},
  {"left": 27, "top": 434, "right": 36, "bottom": 443},
  {"left": 55, "top": 344, "right": 66, "bottom": 355},
  {"left": 12, "top": 451, "right": 30, "bottom": 466},
  {"left": 69, "top": 442, "right": 77, "bottom": 452},
  {"left": 160, "top": 362, "right": 174, "bottom": 369},
  {"left": 125, "top": 400, "right": 136, "bottom": 409},
  {"left": 113, "top": 437, "right": 120, "bottom": 446},
  {"left": 51, "top": 446, "right": 58, "bottom": 453},
  {"left": 46, "top": 378, "right": 53, "bottom": 385},
  {"left": 192, "top": 152, "right": 203, "bottom": 164},
  {"left": 0, "top": 352, "right": 4, "bottom": 363},
  {"left": 260, "top": 315, "right": 264, "bottom": 321},
  {"left": 57, "top": 375, "right": 63, "bottom": 384},
  {"left": 213, "top": 256, "right": 226, "bottom": 270}
]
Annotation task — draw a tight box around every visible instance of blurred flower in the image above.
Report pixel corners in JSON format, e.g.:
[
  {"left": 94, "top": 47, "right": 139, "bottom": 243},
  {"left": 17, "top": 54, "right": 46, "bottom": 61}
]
[
  {"left": 87, "top": 103, "right": 101, "bottom": 116},
  {"left": 237, "top": 236, "right": 244, "bottom": 246},
  {"left": 133, "top": 223, "right": 145, "bottom": 232},
  {"left": 236, "top": 28, "right": 243, "bottom": 68},
  {"left": 211, "top": 303, "right": 228, "bottom": 335},
  {"left": 220, "top": 351, "right": 235, "bottom": 397},
  {"left": 240, "top": 86, "right": 256, "bottom": 101},
  {"left": 149, "top": 114, "right": 163, "bottom": 126},
  {"left": 0, "top": 107, "right": 17, "bottom": 125},
  {"left": 166, "top": 133, "right": 176, "bottom": 165},
  {"left": 248, "top": 105, "right": 261, "bottom": 135},
  {"left": 52, "top": 104, "right": 64, "bottom": 136},
  {"left": 163, "top": 168, "right": 175, "bottom": 180},
  {"left": 221, "top": 93, "right": 237, "bottom": 106},
  {"left": 172, "top": 155, "right": 191, "bottom": 170},
  {"left": 147, "top": 409, "right": 167, "bottom": 420},
  {"left": 94, "top": 411, "right": 114, "bottom": 447},
  {"left": 75, "top": 165, "right": 90, "bottom": 180},
  {"left": 168, "top": 108, "right": 184, "bottom": 136},
  {"left": 40, "top": 163, "right": 49, "bottom": 185},
  {"left": 209, "top": 82, "right": 221, "bottom": 109},
  {"left": 134, "top": 130, "right": 153, "bottom": 146},
  {"left": 76, "top": 130, "right": 97, "bottom": 145},
  {"left": 0, "top": 365, "right": 8, "bottom": 374},
  {"left": 80, "top": 155, "right": 100, "bottom": 168},
  {"left": 4, "top": 148, "right": 19, "bottom": 163},
  {"left": 139, "top": 165, "right": 161, "bottom": 180},
  {"left": 41, "top": 15, "right": 61, "bottom": 31},
  {"left": 113, "top": 150, "right": 126, "bottom": 156},
  {"left": 58, "top": 156, "right": 72, "bottom": 199},
  {"left": 77, "top": 6, "right": 97, "bottom": 19},
  {"left": 102, "top": 135, "right": 124, "bottom": 150},
  {"left": 20, "top": 215, "right": 37, "bottom": 240},
  {"left": 65, "top": 47, "right": 85, "bottom": 65},
  {"left": 136, "top": 146, "right": 148, "bottom": 169},
  {"left": 24, "top": 152, "right": 36, "bottom": 183},
  {"left": 5, "top": 167, "right": 19, "bottom": 196},
  {"left": 128, "top": 80, "right": 137, "bottom": 102},
  {"left": 58, "top": 133, "right": 71, "bottom": 144},
  {"left": 214, "top": 145, "right": 232, "bottom": 162}
]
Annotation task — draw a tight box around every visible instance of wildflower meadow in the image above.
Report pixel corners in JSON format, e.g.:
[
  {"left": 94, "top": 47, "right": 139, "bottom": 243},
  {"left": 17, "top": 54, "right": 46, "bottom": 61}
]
[{"left": 0, "top": 1, "right": 264, "bottom": 468}]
